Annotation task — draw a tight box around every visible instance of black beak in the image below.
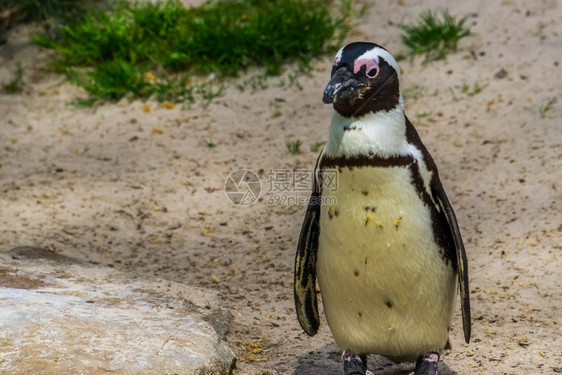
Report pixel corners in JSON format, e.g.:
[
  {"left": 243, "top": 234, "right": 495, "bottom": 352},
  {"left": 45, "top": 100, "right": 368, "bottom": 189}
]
[{"left": 322, "top": 66, "right": 362, "bottom": 104}]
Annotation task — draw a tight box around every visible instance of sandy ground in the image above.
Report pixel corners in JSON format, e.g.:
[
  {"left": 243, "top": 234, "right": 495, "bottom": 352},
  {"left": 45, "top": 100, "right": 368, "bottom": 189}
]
[{"left": 1, "top": 0, "right": 561, "bottom": 374}]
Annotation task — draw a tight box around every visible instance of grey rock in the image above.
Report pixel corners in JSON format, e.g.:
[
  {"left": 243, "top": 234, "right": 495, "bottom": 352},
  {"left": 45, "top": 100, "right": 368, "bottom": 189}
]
[
  {"left": 8, "top": 246, "right": 83, "bottom": 264},
  {"left": 203, "top": 308, "right": 232, "bottom": 341},
  {"left": 0, "top": 247, "right": 236, "bottom": 374}
]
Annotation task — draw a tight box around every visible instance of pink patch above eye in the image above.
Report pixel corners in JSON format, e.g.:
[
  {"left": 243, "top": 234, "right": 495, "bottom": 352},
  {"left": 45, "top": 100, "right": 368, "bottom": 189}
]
[
  {"left": 333, "top": 56, "right": 341, "bottom": 66},
  {"left": 354, "top": 58, "right": 379, "bottom": 77}
]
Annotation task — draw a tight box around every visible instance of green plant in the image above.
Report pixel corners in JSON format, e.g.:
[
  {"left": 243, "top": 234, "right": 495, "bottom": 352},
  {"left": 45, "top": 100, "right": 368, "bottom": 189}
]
[
  {"left": 0, "top": 0, "right": 90, "bottom": 22},
  {"left": 151, "top": 75, "right": 195, "bottom": 104},
  {"left": 460, "top": 80, "right": 488, "bottom": 96},
  {"left": 402, "top": 84, "right": 426, "bottom": 101},
  {"left": 450, "top": 80, "right": 487, "bottom": 101},
  {"left": 286, "top": 140, "right": 303, "bottom": 155},
  {"left": 236, "top": 74, "right": 269, "bottom": 91},
  {"left": 196, "top": 81, "right": 226, "bottom": 110},
  {"left": 415, "top": 111, "right": 433, "bottom": 118},
  {"left": 2, "top": 63, "right": 23, "bottom": 94},
  {"left": 539, "top": 98, "right": 556, "bottom": 119},
  {"left": 33, "top": 0, "right": 355, "bottom": 104},
  {"left": 205, "top": 138, "right": 217, "bottom": 148},
  {"left": 66, "top": 98, "right": 97, "bottom": 108},
  {"left": 400, "top": 9, "right": 472, "bottom": 62},
  {"left": 310, "top": 141, "right": 325, "bottom": 152}
]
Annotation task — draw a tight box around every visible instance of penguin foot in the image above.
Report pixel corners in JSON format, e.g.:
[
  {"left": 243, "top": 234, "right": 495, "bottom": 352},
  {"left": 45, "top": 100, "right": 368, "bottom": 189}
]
[
  {"left": 342, "top": 350, "right": 373, "bottom": 375},
  {"left": 408, "top": 352, "right": 439, "bottom": 375}
]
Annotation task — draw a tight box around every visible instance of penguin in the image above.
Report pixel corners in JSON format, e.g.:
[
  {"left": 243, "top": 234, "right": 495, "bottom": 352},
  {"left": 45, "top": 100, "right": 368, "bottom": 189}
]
[{"left": 294, "top": 42, "right": 471, "bottom": 375}]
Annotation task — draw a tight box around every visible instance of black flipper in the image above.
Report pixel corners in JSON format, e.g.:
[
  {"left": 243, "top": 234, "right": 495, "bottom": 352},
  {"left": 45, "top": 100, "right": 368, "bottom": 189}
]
[
  {"left": 432, "top": 180, "right": 471, "bottom": 343},
  {"left": 294, "top": 152, "right": 323, "bottom": 336},
  {"left": 405, "top": 117, "right": 471, "bottom": 343}
]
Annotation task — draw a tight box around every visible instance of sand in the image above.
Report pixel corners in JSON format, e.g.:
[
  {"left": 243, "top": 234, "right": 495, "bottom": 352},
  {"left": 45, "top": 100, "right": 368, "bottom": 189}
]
[{"left": 0, "top": 0, "right": 560, "bottom": 374}]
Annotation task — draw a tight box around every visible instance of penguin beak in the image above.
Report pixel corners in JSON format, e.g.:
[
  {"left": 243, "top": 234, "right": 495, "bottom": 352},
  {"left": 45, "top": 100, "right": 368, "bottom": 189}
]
[{"left": 322, "top": 66, "right": 363, "bottom": 104}]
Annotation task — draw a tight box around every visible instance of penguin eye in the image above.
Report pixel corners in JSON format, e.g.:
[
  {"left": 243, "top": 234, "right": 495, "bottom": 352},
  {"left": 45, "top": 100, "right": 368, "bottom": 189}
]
[
  {"left": 354, "top": 58, "right": 380, "bottom": 78},
  {"left": 366, "top": 66, "right": 379, "bottom": 78}
]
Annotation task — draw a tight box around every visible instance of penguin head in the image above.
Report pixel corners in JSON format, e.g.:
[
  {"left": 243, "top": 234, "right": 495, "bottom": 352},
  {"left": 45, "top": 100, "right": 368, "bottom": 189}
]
[{"left": 323, "top": 42, "right": 402, "bottom": 118}]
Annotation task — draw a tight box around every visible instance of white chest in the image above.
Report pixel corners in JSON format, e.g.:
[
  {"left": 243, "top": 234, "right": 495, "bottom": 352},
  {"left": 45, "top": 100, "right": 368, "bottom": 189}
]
[{"left": 316, "top": 165, "right": 456, "bottom": 361}]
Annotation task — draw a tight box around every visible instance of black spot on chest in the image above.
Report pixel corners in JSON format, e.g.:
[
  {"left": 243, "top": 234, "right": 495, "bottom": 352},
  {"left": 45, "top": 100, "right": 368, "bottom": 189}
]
[
  {"left": 384, "top": 298, "right": 393, "bottom": 308},
  {"left": 319, "top": 149, "right": 457, "bottom": 268}
]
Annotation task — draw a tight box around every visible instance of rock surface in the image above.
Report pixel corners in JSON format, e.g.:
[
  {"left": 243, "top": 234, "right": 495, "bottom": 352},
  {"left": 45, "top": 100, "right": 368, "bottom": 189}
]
[{"left": 0, "top": 247, "right": 235, "bottom": 374}]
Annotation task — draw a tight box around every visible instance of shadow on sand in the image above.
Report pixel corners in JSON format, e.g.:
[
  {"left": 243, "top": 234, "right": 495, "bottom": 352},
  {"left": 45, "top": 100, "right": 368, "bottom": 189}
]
[{"left": 291, "top": 343, "right": 458, "bottom": 375}]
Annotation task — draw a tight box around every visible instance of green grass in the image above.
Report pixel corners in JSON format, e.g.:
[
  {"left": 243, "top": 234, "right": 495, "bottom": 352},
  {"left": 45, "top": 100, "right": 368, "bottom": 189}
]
[
  {"left": 286, "top": 139, "right": 303, "bottom": 155},
  {"left": 236, "top": 74, "right": 269, "bottom": 91},
  {"left": 415, "top": 111, "right": 433, "bottom": 119},
  {"left": 399, "top": 9, "right": 472, "bottom": 62},
  {"left": 196, "top": 81, "right": 226, "bottom": 109},
  {"left": 402, "top": 84, "right": 427, "bottom": 101},
  {"left": 33, "top": 0, "right": 354, "bottom": 104},
  {"left": 310, "top": 141, "right": 325, "bottom": 152},
  {"left": 2, "top": 63, "right": 23, "bottom": 94},
  {"left": 539, "top": 98, "right": 556, "bottom": 119},
  {"left": 0, "top": 0, "right": 90, "bottom": 22},
  {"left": 449, "top": 80, "right": 488, "bottom": 101},
  {"left": 524, "top": 98, "right": 556, "bottom": 119},
  {"left": 460, "top": 80, "right": 488, "bottom": 96}
]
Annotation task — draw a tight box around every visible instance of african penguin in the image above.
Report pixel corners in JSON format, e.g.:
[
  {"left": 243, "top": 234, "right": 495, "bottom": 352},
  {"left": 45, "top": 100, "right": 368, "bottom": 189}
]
[{"left": 294, "top": 42, "right": 471, "bottom": 375}]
